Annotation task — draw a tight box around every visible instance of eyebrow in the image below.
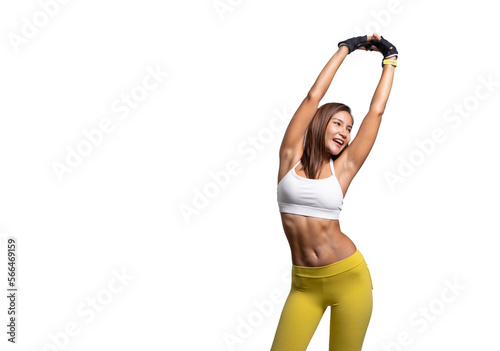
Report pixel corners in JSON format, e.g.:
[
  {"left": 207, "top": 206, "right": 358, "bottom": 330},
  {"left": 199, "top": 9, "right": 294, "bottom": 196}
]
[{"left": 333, "top": 118, "right": 352, "bottom": 128}]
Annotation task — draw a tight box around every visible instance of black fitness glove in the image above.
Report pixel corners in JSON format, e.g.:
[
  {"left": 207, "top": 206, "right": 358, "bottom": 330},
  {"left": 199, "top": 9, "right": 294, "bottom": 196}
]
[
  {"left": 337, "top": 35, "right": 372, "bottom": 54},
  {"left": 369, "top": 36, "right": 398, "bottom": 58}
]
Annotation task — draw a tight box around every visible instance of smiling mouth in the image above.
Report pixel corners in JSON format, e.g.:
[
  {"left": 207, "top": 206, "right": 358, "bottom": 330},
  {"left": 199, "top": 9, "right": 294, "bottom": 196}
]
[{"left": 333, "top": 138, "right": 344, "bottom": 147}]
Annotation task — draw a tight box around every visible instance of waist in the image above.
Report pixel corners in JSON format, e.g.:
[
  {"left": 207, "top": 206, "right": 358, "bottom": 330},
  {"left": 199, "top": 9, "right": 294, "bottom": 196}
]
[
  {"left": 280, "top": 214, "right": 357, "bottom": 267},
  {"left": 292, "top": 249, "right": 366, "bottom": 278}
]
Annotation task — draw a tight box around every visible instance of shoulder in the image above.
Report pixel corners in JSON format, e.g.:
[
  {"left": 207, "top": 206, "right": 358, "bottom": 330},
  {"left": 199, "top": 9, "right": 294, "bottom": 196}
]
[{"left": 333, "top": 146, "right": 364, "bottom": 186}]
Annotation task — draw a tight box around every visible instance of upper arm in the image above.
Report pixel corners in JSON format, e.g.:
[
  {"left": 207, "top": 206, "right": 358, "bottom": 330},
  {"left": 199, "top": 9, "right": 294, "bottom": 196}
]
[
  {"left": 279, "top": 94, "right": 320, "bottom": 159},
  {"left": 343, "top": 110, "right": 383, "bottom": 177},
  {"left": 341, "top": 63, "right": 395, "bottom": 175}
]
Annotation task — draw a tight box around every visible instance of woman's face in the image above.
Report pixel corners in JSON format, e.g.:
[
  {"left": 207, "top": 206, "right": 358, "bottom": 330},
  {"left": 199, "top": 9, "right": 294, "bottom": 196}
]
[{"left": 325, "top": 111, "right": 353, "bottom": 155}]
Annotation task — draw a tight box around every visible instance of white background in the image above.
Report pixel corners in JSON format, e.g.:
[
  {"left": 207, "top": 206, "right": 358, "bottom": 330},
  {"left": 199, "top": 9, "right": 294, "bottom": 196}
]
[{"left": 1, "top": 0, "right": 499, "bottom": 350}]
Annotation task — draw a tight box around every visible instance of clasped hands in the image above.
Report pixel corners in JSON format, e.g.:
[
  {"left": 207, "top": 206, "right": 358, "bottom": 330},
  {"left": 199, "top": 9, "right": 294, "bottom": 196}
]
[{"left": 338, "top": 33, "right": 398, "bottom": 60}]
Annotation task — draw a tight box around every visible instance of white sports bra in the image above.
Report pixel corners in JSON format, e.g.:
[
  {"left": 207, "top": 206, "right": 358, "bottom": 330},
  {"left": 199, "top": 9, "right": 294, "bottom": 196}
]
[{"left": 277, "top": 158, "right": 344, "bottom": 220}]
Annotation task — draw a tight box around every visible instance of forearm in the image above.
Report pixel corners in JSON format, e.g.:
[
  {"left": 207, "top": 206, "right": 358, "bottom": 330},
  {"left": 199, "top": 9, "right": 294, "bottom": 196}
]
[
  {"left": 308, "top": 46, "right": 349, "bottom": 100},
  {"left": 369, "top": 60, "right": 397, "bottom": 114}
]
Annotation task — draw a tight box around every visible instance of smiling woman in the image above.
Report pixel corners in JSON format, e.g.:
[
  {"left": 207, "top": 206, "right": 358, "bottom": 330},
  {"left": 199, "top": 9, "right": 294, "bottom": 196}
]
[
  {"left": 301, "top": 103, "right": 353, "bottom": 180},
  {"left": 271, "top": 33, "right": 398, "bottom": 351}
]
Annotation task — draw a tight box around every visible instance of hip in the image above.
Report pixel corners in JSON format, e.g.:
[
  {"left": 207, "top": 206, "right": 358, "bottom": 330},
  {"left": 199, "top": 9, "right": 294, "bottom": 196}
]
[{"left": 291, "top": 249, "right": 374, "bottom": 296}]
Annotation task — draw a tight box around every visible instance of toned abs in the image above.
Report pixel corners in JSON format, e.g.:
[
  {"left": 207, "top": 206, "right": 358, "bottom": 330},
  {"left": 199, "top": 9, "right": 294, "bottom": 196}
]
[{"left": 280, "top": 212, "right": 357, "bottom": 267}]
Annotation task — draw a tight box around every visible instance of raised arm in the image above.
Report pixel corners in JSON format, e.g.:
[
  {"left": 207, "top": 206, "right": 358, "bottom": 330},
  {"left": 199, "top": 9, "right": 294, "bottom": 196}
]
[
  {"left": 278, "top": 35, "right": 372, "bottom": 174},
  {"left": 278, "top": 46, "right": 349, "bottom": 163},
  {"left": 343, "top": 35, "right": 398, "bottom": 178}
]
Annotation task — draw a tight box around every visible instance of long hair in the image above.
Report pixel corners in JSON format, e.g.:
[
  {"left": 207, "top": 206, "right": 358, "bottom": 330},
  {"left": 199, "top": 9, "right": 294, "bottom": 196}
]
[{"left": 300, "top": 102, "right": 353, "bottom": 179}]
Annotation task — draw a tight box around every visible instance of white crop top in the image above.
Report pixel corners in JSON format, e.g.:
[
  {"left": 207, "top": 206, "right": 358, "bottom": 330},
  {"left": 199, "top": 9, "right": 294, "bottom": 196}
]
[{"left": 277, "top": 158, "right": 344, "bottom": 220}]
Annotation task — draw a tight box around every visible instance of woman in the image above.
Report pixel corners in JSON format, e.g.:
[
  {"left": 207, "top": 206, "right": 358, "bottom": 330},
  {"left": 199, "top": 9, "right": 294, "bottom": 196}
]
[{"left": 271, "top": 33, "right": 398, "bottom": 351}]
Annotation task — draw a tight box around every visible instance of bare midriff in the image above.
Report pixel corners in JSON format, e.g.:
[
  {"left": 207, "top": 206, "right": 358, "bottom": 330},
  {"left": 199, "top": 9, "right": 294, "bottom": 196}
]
[{"left": 280, "top": 212, "right": 357, "bottom": 267}]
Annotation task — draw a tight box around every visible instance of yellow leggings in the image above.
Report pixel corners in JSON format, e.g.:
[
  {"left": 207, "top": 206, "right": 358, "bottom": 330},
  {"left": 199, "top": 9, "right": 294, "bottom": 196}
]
[{"left": 270, "top": 249, "right": 373, "bottom": 351}]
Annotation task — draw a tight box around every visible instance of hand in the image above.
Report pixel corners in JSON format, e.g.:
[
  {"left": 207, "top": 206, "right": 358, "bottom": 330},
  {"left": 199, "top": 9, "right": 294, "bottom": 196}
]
[
  {"left": 364, "top": 33, "right": 398, "bottom": 59},
  {"left": 358, "top": 33, "right": 380, "bottom": 51},
  {"left": 337, "top": 35, "right": 371, "bottom": 54}
]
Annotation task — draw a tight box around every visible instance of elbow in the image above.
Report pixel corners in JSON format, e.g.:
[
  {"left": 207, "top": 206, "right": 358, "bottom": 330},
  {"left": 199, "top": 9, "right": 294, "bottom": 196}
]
[
  {"left": 369, "top": 109, "right": 384, "bottom": 117},
  {"left": 307, "top": 91, "right": 321, "bottom": 102},
  {"left": 279, "top": 145, "right": 294, "bottom": 160}
]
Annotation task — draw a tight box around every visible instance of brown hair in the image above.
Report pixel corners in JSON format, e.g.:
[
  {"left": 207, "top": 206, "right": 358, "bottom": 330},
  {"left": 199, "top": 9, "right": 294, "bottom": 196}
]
[{"left": 300, "top": 102, "right": 353, "bottom": 179}]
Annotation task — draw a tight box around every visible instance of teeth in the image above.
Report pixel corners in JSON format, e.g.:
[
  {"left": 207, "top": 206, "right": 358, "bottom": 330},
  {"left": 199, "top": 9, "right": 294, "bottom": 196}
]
[{"left": 334, "top": 139, "right": 343, "bottom": 145}]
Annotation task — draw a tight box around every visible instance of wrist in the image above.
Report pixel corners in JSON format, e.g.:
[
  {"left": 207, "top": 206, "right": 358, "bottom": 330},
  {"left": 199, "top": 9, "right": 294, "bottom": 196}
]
[
  {"left": 382, "top": 57, "right": 397, "bottom": 68},
  {"left": 338, "top": 45, "right": 349, "bottom": 54}
]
